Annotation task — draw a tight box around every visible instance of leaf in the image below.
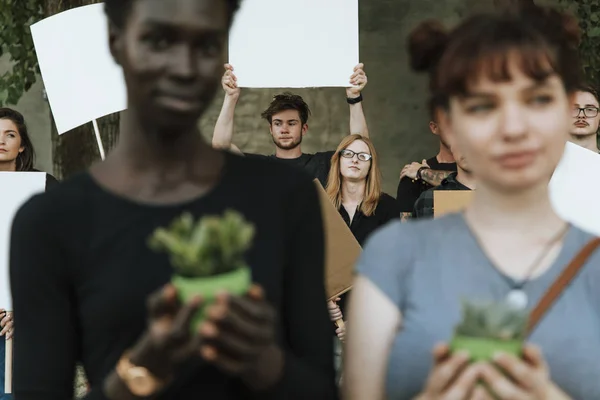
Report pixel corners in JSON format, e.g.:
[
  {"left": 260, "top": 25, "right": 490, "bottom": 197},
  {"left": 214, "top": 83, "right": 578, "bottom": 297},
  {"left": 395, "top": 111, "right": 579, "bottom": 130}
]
[
  {"left": 0, "top": 90, "right": 8, "bottom": 106},
  {"left": 588, "top": 27, "right": 600, "bottom": 37}
]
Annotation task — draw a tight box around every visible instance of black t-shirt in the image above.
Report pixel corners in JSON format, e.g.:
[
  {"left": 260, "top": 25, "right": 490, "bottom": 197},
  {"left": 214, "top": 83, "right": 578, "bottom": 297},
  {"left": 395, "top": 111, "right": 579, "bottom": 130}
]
[
  {"left": 395, "top": 156, "right": 457, "bottom": 213},
  {"left": 245, "top": 151, "right": 335, "bottom": 188},
  {"left": 10, "top": 153, "right": 337, "bottom": 399},
  {"left": 44, "top": 173, "right": 59, "bottom": 190},
  {"left": 336, "top": 192, "right": 400, "bottom": 313},
  {"left": 338, "top": 193, "right": 400, "bottom": 247}
]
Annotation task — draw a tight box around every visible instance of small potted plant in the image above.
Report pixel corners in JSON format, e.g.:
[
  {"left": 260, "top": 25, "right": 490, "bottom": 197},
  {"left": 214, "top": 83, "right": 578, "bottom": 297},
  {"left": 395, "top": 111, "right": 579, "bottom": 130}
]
[
  {"left": 450, "top": 299, "right": 528, "bottom": 362},
  {"left": 148, "top": 209, "right": 255, "bottom": 331}
]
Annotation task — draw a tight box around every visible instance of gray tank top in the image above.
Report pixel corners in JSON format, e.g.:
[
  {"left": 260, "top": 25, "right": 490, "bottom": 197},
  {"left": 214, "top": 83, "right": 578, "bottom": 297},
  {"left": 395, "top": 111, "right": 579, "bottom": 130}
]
[{"left": 356, "top": 213, "right": 600, "bottom": 399}]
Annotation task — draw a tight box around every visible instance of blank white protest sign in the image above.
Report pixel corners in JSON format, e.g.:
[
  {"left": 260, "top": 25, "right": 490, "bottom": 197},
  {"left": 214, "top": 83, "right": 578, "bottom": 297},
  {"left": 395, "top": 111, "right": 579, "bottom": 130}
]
[
  {"left": 229, "top": 0, "right": 359, "bottom": 88},
  {"left": 0, "top": 173, "right": 46, "bottom": 310},
  {"left": 549, "top": 142, "right": 600, "bottom": 236},
  {"left": 30, "top": 4, "right": 127, "bottom": 135}
]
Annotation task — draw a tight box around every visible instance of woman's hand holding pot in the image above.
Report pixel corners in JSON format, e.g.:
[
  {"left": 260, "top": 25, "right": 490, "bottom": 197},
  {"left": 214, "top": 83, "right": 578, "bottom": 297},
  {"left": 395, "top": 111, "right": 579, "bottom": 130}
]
[
  {"left": 199, "top": 284, "right": 284, "bottom": 391},
  {"left": 474, "top": 344, "right": 571, "bottom": 400},
  {"left": 415, "top": 343, "right": 481, "bottom": 400}
]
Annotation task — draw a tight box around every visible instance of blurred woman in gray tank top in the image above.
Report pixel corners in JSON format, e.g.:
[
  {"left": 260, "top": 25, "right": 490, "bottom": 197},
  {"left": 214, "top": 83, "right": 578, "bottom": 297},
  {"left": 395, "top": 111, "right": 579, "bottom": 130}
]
[{"left": 343, "top": 5, "right": 600, "bottom": 400}]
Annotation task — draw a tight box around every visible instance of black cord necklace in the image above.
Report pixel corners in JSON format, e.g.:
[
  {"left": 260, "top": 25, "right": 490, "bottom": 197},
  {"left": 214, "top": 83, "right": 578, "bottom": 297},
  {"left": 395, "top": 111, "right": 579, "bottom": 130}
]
[{"left": 469, "top": 222, "right": 570, "bottom": 310}]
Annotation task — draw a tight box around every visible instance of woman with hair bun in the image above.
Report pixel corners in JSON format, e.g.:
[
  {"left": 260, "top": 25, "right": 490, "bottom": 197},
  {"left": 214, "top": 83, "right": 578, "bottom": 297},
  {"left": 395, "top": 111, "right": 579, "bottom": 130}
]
[{"left": 344, "top": 6, "right": 599, "bottom": 400}]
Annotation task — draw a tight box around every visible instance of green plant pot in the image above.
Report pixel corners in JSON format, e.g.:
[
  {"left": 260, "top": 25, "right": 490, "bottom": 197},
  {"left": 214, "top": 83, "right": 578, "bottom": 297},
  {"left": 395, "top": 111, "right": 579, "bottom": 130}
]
[
  {"left": 171, "top": 267, "right": 251, "bottom": 333},
  {"left": 450, "top": 335, "right": 522, "bottom": 362}
]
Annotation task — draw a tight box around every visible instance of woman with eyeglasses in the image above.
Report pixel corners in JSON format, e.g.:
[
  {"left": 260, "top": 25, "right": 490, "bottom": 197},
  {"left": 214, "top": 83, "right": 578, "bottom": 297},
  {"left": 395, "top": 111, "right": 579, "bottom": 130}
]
[
  {"left": 325, "top": 134, "right": 399, "bottom": 343},
  {"left": 326, "top": 134, "right": 399, "bottom": 247},
  {"left": 569, "top": 84, "right": 599, "bottom": 153}
]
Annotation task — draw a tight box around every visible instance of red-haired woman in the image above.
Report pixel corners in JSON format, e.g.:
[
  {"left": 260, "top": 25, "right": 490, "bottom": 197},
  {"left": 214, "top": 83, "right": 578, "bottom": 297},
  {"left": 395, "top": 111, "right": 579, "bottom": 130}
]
[
  {"left": 344, "top": 6, "right": 600, "bottom": 400},
  {"left": 325, "top": 134, "right": 399, "bottom": 339},
  {"left": 326, "top": 134, "right": 399, "bottom": 247}
]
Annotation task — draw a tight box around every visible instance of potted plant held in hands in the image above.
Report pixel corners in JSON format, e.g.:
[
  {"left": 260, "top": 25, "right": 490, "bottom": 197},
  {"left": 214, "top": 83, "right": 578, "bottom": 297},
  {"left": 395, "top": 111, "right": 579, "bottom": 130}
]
[
  {"left": 148, "top": 209, "right": 255, "bottom": 331},
  {"left": 450, "top": 299, "right": 529, "bottom": 362}
]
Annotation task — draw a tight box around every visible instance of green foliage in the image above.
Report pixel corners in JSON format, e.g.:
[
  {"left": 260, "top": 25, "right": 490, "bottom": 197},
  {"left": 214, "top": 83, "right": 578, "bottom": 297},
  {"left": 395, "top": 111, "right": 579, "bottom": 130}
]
[
  {"left": 0, "top": 0, "right": 44, "bottom": 106},
  {"left": 454, "top": 299, "right": 528, "bottom": 340},
  {"left": 148, "top": 210, "right": 256, "bottom": 278},
  {"left": 558, "top": 0, "right": 600, "bottom": 88}
]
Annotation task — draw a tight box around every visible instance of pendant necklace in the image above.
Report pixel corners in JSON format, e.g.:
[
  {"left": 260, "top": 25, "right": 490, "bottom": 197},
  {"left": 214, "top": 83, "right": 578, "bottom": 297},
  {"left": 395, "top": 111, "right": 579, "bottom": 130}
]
[{"left": 470, "top": 222, "right": 570, "bottom": 310}]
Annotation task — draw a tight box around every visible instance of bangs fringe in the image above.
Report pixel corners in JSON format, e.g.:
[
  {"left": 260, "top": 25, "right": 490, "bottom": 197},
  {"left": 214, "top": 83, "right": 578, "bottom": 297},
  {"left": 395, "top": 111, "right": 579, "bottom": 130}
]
[{"left": 436, "top": 20, "right": 561, "bottom": 98}]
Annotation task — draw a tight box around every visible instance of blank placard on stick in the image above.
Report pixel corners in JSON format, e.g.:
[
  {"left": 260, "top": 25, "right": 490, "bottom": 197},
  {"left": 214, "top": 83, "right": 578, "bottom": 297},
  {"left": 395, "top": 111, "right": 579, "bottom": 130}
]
[
  {"left": 229, "top": 0, "right": 359, "bottom": 88},
  {"left": 0, "top": 172, "right": 46, "bottom": 310},
  {"left": 30, "top": 4, "right": 127, "bottom": 135}
]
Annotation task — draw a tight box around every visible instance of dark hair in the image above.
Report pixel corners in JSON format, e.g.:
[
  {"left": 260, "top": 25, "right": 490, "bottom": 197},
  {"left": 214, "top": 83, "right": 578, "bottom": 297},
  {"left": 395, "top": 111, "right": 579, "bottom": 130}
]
[
  {"left": 0, "top": 108, "right": 35, "bottom": 171},
  {"left": 261, "top": 93, "right": 311, "bottom": 125},
  {"left": 408, "top": 6, "right": 583, "bottom": 111},
  {"left": 428, "top": 96, "right": 444, "bottom": 122},
  {"left": 105, "top": 0, "right": 242, "bottom": 29},
  {"left": 575, "top": 83, "right": 599, "bottom": 104}
]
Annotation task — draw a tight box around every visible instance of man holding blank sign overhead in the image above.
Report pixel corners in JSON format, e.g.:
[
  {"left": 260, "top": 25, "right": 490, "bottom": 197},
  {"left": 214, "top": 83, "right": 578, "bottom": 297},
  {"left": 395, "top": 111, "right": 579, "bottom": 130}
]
[{"left": 212, "top": 63, "right": 370, "bottom": 187}]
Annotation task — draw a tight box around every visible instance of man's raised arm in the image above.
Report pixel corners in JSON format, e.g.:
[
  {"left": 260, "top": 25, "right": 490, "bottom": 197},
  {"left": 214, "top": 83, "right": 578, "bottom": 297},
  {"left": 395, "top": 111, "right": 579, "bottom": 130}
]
[
  {"left": 347, "top": 63, "right": 370, "bottom": 138},
  {"left": 213, "top": 64, "right": 241, "bottom": 151}
]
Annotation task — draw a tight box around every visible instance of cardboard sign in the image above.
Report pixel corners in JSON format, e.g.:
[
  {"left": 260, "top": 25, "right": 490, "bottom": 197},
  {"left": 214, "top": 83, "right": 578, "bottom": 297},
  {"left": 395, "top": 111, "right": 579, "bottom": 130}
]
[
  {"left": 0, "top": 172, "right": 46, "bottom": 310},
  {"left": 30, "top": 4, "right": 127, "bottom": 134},
  {"left": 229, "top": 0, "right": 359, "bottom": 88},
  {"left": 433, "top": 190, "right": 474, "bottom": 218},
  {"left": 313, "top": 180, "right": 361, "bottom": 300}
]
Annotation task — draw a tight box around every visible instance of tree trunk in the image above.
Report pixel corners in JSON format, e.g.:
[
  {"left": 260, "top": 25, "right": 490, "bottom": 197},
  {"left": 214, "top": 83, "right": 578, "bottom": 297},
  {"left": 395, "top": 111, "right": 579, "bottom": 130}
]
[{"left": 45, "top": 0, "right": 120, "bottom": 180}]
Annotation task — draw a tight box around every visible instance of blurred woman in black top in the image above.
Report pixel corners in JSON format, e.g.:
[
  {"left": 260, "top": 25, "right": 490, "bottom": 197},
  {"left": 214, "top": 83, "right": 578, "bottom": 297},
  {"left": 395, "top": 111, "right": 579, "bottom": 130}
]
[{"left": 9, "top": 0, "right": 337, "bottom": 399}]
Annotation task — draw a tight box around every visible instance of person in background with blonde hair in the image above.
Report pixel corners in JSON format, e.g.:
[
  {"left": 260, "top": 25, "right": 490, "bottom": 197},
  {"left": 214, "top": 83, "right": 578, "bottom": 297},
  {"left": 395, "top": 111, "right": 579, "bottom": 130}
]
[
  {"left": 326, "top": 134, "right": 399, "bottom": 247},
  {"left": 325, "top": 134, "right": 399, "bottom": 339}
]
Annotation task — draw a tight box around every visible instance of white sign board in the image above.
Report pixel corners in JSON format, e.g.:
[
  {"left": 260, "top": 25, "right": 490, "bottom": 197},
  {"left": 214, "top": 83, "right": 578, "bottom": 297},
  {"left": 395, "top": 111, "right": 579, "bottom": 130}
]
[
  {"left": 229, "top": 0, "right": 359, "bottom": 88},
  {"left": 0, "top": 173, "right": 46, "bottom": 310},
  {"left": 30, "top": 4, "right": 127, "bottom": 135},
  {"left": 550, "top": 142, "right": 600, "bottom": 236}
]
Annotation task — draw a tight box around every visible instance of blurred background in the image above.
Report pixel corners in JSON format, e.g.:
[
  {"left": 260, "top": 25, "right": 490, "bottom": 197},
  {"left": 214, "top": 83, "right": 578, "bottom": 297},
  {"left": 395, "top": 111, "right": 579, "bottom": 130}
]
[{"left": 0, "top": 0, "right": 597, "bottom": 195}]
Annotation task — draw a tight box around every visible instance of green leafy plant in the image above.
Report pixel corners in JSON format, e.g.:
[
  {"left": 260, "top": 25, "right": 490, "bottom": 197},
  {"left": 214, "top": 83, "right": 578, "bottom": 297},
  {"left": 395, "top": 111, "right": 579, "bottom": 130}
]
[
  {"left": 148, "top": 210, "right": 255, "bottom": 278},
  {"left": 454, "top": 299, "right": 528, "bottom": 341},
  {"left": 0, "top": 0, "right": 44, "bottom": 106}
]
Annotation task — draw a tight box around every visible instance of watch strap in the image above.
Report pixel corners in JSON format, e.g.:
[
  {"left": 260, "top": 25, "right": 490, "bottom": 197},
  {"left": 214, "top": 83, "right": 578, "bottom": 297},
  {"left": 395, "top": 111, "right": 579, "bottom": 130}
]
[
  {"left": 416, "top": 166, "right": 430, "bottom": 180},
  {"left": 347, "top": 93, "right": 363, "bottom": 104}
]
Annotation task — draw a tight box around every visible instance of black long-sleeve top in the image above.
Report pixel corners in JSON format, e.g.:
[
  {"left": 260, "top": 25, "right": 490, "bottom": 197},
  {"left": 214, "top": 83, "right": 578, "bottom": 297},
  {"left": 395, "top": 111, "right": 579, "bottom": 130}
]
[{"left": 10, "top": 152, "right": 337, "bottom": 400}]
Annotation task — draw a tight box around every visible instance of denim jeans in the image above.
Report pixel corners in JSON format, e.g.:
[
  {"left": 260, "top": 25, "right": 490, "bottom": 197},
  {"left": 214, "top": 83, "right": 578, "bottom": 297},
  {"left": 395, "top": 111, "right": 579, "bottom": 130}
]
[{"left": 0, "top": 338, "right": 13, "bottom": 399}]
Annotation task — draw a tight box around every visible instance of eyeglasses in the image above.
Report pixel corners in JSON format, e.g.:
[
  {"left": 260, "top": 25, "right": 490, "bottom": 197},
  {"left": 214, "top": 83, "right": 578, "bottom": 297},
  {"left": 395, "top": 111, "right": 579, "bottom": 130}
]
[
  {"left": 340, "top": 149, "right": 372, "bottom": 162},
  {"left": 572, "top": 107, "right": 599, "bottom": 118}
]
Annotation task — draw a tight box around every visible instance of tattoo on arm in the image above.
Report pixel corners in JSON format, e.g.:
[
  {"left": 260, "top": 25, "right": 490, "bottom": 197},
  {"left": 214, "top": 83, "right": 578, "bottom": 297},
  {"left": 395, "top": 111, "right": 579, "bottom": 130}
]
[
  {"left": 400, "top": 212, "right": 412, "bottom": 222},
  {"left": 420, "top": 169, "right": 452, "bottom": 187}
]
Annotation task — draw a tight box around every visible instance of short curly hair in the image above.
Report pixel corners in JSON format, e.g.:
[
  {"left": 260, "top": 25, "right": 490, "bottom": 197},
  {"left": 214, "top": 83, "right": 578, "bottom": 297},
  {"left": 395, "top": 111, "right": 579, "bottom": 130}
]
[
  {"left": 104, "top": 0, "right": 242, "bottom": 29},
  {"left": 261, "top": 93, "right": 311, "bottom": 125},
  {"left": 575, "top": 83, "right": 599, "bottom": 104}
]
